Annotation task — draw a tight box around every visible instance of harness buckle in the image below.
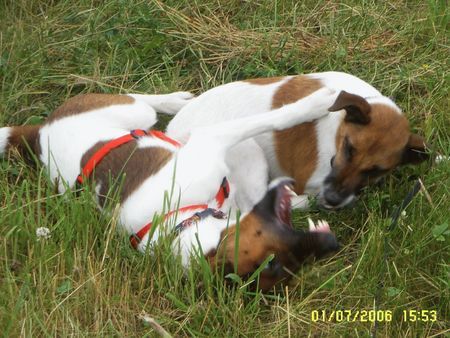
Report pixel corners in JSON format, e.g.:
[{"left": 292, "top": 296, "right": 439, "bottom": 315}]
[
  {"left": 130, "top": 129, "right": 147, "bottom": 139},
  {"left": 221, "top": 177, "right": 230, "bottom": 198},
  {"left": 129, "top": 233, "right": 142, "bottom": 249}
]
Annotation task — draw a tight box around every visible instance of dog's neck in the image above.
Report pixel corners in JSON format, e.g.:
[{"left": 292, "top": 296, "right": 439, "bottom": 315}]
[{"left": 138, "top": 206, "right": 239, "bottom": 266}]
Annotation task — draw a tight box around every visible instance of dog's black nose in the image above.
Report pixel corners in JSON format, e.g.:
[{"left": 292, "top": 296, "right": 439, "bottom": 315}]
[
  {"left": 323, "top": 189, "right": 345, "bottom": 207},
  {"left": 315, "top": 233, "right": 340, "bottom": 258}
]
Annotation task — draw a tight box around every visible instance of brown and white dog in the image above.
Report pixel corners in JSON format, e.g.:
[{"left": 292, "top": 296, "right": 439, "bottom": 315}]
[
  {"left": 0, "top": 89, "right": 339, "bottom": 291},
  {"left": 167, "top": 72, "right": 429, "bottom": 210}
]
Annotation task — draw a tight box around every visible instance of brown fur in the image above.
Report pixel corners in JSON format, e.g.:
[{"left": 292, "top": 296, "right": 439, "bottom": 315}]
[
  {"left": 332, "top": 103, "right": 410, "bottom": 191},
  {"left": 329, "top": 90, "right": 371, "bottom": 124},
  {"left": 216, "top": 213, "right": 276, "bottom": 275},
  {"left": 81, "top": 140, "right": 173, "bottom": 206},
  {"left": 244, "top": 77, "right": 286, "bottom": 85},
  {"left": 48, "top": 94, "right": 134, "bottom": 122},
  {"left": 8, "top": 125, "right": 41, "bottom": 156},
  {"left": 272, "top": 76, "right": 323, "bottom": 193},
  {"left": 210, "top": 213, "right": 285, "bottom": 290}
]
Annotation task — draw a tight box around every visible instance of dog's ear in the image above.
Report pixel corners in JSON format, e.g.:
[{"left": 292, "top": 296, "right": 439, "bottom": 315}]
[
  {"left": 328, "top": 90, "right": 371, "bottom": 125},
  {"left": 400, "top": 133, "right": 430, "bottom": 165}
]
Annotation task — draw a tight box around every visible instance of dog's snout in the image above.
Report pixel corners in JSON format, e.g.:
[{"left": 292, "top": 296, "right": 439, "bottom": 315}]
[
  {"left": 316, "top": 233, "right": 340, "bottom": 258},
  {"left": 323, "top": 189, "right": 345, "bottom": 207}
]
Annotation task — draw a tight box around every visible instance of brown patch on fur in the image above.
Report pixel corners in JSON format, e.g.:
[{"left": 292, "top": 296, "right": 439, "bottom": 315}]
[
  {"left": 244, "top": 77, "right": 286, "bottom": 86},
  {"left": 8, "top": 125, "right": 41, "bottom": 157},
  {"left": 81, "top": 140, "right": 173, "bottom": 206},
  {"left": 210, "top": 213, "right": 294, "bottom": 291},
  {"left": 48, "top": 94, "right": 134, "bottom": 122},
  {"left": 215, "top": 213, "right": 276, "bottom": 275},
  {"left": 272, "top": 76, "right": 323, "bottom": 193},
  {"left": 205, "top": 248, "right": 217, "bottom": 259},
  {"left": 332, "top": 103, "right": 410, "bottom": 191}
]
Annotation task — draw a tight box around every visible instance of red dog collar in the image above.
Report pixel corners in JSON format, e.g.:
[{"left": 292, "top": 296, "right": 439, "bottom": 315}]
[
  {"left": 130, "top": 177, "right": 230, "bottom": 250},
  {"left": 76, "top": 129, "right": 230, "bottom": 250}
]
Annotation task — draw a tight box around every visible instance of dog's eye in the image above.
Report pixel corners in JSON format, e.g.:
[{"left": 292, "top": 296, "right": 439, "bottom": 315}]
[
  {"left": 256, "top": 259, "right": 276, "bottom": 272},
  {"left": 344, "top": 137, "right": 355, "bottom": 161}
]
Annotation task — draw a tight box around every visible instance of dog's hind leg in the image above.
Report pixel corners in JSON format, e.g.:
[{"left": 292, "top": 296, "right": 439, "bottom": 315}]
[{"left": 129, "top": 91, "right": 194, "bottom": 115}]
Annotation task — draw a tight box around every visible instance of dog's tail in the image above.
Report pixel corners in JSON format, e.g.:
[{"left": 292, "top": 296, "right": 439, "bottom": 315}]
[{"left": 0, "top": 125, "right": 41, "bottom": 157}]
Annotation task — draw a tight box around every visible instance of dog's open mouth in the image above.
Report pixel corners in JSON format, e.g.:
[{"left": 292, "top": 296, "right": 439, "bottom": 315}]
[{"left": 276, "top": 183, "right": 295, "bottom": 228}]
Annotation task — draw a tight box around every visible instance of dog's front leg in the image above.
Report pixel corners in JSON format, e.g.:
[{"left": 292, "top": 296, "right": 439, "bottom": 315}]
[{"left": 188, "top": 87, "right": 338, "bottom": 152}]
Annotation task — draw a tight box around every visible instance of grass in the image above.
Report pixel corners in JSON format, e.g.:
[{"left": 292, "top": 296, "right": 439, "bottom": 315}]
[{"left": 0, "top": 0, "right": 449, "bottom": 336}]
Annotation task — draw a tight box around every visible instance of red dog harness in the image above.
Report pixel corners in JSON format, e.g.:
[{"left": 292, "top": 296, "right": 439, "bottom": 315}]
[
  {"left": 77, "top": 129, "right": 181, "bottom": 185},
  {"left": 77, "top": 129, "right": 230, "bottom": 249}
]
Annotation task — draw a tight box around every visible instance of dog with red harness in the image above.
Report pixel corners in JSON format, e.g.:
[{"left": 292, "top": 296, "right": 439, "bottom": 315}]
[{"left": 0, "top": 89, "right": 339, "bottom": 290}]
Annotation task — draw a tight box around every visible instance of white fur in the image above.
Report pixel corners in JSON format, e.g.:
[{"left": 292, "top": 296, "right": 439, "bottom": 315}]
[
  {"left": 225, "top": 139, "right": 269, "bottom": 212},
  {"left": 0, "top": 127, "right": 11, "bottom": 155},
  {"left": 168, "top": 71, "right": 400, "bottom": 208},
  {"left": 39, "top": 98, "right": 159, "bottom": 192},
  {"left": 129, "top": 91, "right": 194, "bottom": 115},
  {"left": 305, "top": 111, "right": 345, "bottom": 194},
  {"left": 309, "top": 71, "right": 382, "bottom": 98},
  {"left": 166, "top": 78, "right": 292, "bottom": 142}
]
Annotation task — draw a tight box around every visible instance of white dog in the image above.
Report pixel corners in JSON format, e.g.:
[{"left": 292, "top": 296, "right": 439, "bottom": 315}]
[{"left": 167, "top": 72, "right": 429, "bottom": 210}]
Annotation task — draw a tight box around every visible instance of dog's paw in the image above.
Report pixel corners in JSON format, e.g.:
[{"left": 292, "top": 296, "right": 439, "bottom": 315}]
[
  {"left": 298, "top": 87, "right": 338, "bottom": 120},
  {"left": 160, "top": 91, "right": 195, "bottom": 115},
  {"left": 169, "top": 91, "right": 195, "bottom": 101},
  {"left": 309, "top": 87, "right": 338, "bottom": 109}
]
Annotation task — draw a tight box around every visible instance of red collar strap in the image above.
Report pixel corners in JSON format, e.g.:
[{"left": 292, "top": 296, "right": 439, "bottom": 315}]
[
  {"left": 77, "top": 129, "right": 181, "bottom": 184},
  {"left": 130, "top": 203, "right": 207, "bottom": 249},
  {"left": 130, "top": 177, "right": 230, "bottom": 250}
]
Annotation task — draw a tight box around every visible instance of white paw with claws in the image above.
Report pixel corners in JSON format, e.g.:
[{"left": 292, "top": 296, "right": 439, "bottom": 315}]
[{"left": 308, "top": 218, "right": 331, "bottom": 233}]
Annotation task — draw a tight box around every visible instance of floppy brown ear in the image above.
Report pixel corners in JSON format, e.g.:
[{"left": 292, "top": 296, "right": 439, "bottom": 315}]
[
  {"left": 328, "top": 90, "right": 371, "bottom": 125},
  {"left": 400, "top": 133, "right": 430, "bottom": 165}
]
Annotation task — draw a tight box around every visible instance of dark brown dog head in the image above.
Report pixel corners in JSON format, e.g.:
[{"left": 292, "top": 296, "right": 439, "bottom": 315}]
[
  {"left": 320, "top": 91, "right": 429, "bottom": 209},
  {"left": 209, "top": 178, "right": 339, "bottom": 291}
]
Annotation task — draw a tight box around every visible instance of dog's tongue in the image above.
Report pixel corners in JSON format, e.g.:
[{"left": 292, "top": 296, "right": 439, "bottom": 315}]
[{"left": 308, "top": 218, "right": 332, "bottom": 233}]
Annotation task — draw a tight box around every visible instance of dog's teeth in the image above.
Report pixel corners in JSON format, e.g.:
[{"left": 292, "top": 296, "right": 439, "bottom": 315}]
[
  {"left": 319, "top": 220, "right": 330, "bottom": 231},
  {"left": 285, "top": 185, "right": 298, "bottom": 197},
  {"left": 308, "top": 218, "right": 316, "bottom": 231},
  {"left": 285, "top": 185, "right": 297, "bottom": 195}
]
